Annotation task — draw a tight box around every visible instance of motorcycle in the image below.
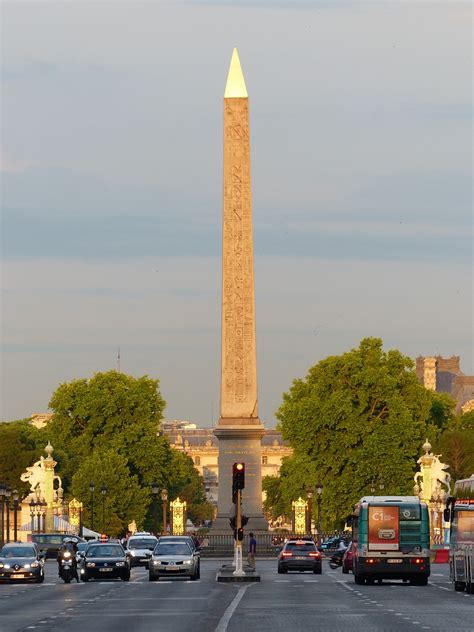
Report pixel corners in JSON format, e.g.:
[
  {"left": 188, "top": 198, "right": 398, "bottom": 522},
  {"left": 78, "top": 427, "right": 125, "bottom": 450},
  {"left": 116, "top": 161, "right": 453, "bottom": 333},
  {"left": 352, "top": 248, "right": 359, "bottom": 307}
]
[
  {"left": 329, "top": 551, "right": 344, "bottom": 569},
  {"left": 58, "top": 551, "right": 78, "bottom": 583}
]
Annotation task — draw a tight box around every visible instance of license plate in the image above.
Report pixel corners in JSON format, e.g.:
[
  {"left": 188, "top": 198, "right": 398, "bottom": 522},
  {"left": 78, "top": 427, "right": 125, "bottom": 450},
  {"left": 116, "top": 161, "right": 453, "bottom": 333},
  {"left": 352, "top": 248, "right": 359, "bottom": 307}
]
[
  {"left": 295, "top": 556, "right": 305, "bottom": 560},
  {"left": 11, "top": 574, "right": 25, "bottom": 578},
  {"left": 100, "top": 568, "right": 113, "bottom": 572},
  {"left": 167, "top": 565, "right": 179, "bottom": 570},
  {"left": 387, "top": 559, "right": 403, "bottom": 564}
]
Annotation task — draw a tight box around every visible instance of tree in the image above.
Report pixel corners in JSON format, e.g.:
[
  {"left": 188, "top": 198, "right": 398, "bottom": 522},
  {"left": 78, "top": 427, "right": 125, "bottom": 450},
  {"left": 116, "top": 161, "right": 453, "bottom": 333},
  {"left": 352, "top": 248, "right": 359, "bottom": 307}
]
[
  {"left": 274, "top": 338, "right": 436, "bottom": 529},
  {"left": 46, "top": 370, "right": 210, "bottom": 530},
  {"left": 70, "top": 449, "right": 149, "bottom": 536},
  {"left": 0, "top": 420, "right": 47, "bottom": 494},
  {"left": 434, "top": 411, "right": 474, "bottom": 482}
]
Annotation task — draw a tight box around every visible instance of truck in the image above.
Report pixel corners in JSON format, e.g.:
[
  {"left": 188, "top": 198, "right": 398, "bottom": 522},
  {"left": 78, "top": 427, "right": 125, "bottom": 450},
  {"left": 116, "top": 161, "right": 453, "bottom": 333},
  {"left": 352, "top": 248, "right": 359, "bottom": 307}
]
[
  {"left": 349, "top": 495, "right": 430, "bottom": 585},
  {"left": 444, "top": 474, "right": 474, "bottom": 593}
]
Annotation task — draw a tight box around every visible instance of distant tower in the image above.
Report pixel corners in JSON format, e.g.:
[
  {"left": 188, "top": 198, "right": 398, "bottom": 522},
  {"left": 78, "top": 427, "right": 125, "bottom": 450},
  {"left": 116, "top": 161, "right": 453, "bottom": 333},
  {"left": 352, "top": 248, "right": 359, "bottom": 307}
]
[{"left": 212, "top": 49, "right": 267, "bottom": 531}]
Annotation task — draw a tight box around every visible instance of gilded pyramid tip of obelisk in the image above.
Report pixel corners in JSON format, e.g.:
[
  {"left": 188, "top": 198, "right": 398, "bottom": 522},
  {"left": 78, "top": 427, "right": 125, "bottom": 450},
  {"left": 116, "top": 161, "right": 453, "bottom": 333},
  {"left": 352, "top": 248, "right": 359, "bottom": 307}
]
[{"left": 224, "top": 48, "right": 248, "bottom": 98}]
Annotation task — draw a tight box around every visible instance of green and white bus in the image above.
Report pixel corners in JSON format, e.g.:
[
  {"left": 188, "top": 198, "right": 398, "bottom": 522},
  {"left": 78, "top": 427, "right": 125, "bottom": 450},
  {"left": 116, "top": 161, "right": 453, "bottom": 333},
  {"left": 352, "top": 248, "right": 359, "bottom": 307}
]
[
  {"left": 444, "top": 474, "right": 474, "bottom": 593},
  {"left": 350, "top": 495, "right": 430, "bottom": 585}
]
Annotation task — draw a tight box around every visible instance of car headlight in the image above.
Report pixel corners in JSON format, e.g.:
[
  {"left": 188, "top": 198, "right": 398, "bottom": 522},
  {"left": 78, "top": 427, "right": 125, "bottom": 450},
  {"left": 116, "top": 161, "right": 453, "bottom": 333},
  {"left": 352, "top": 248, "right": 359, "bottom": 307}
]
[
  {"left": 4, "top": 564, "right": 10, "bottom": 569},
  {"left": 0, "top": 563, "right": 4, "bottom": 568},
  {"left": 129, "top": 550, "right": 136, "bottom": 556},
  {"left": 24, "top": 564, "right": 31, "bottom": 569},
  {"left": 115, "top": 561, "right": 125, "bottom": 566},
  {"left": 31, "top": 561, "right": 40, "bottom": 568},
  {"left": 183, "top": 560, "right": 191, "bottom": 565},
  {"left": 153, "top": 560, "right": 161, "bottom": 565},
  {"left": 86, "top": 562, "right": 96, "bottom": 567}
]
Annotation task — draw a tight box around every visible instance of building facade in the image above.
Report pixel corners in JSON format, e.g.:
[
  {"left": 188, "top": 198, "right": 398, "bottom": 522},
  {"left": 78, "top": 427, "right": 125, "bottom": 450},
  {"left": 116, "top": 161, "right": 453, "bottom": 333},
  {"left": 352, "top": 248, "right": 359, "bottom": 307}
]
[
  {"left": 160, "top": 420, "right": 293, "bottom": 506},
  {"left": 416, "top": 355, "right": 474, "bottom": 413}
]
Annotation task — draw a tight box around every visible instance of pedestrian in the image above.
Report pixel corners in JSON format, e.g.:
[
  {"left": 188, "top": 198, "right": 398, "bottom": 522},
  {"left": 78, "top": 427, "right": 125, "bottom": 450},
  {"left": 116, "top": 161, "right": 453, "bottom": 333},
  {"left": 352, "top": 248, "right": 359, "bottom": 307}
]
[{"left": 248, "top": 532, "right": 257, "bottom": 570}]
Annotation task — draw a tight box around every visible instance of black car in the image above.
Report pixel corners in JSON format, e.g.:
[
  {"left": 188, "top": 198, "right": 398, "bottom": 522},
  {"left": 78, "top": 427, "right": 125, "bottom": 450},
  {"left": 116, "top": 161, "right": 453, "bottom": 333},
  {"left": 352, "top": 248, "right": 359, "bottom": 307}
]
[
  {"left": 81, "top": 543, "right": 130, "bottom": 582},
  {"left": 278, "top": 539, "right": 322, "bottom": 574},
  {"left": 0, "top": 543, "right": 45, "bottom": 583}
]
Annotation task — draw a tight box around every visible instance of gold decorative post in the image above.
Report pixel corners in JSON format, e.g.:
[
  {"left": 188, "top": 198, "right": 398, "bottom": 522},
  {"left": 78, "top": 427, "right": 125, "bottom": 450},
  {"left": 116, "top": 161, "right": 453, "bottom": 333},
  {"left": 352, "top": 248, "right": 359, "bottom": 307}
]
[
  {"left": 170, "top": 497, "right": 187, "bottom": 535},
  {"left": 69, "top": 498, "right": 83, "bottom": 534},
  {"left": 292, "top": 497, "right": 308, "bottom": 535}
]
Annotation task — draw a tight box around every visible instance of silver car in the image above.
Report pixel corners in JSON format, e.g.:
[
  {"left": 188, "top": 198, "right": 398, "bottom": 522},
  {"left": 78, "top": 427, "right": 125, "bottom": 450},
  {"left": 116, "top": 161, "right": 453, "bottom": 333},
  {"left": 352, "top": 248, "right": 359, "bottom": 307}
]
[{"left": 149, "top": 541, "right": 200, "bottom": 581}]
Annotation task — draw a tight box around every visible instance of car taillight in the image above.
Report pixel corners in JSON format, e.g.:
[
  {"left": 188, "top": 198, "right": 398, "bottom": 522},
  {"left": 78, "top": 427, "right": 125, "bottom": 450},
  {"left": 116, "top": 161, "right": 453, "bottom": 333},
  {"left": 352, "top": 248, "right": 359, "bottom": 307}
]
[
  {"left": 309, "top": 552, "right": 320, "bottom": 557},
  {"left": 410, "top": 558, "right": 424, "bottom": 565},
  {"left": 365, "top": 558, "right": 379, "bottom": 564},
  {"left": 282, "top": 552, "right": 293, "bottom": 557}
]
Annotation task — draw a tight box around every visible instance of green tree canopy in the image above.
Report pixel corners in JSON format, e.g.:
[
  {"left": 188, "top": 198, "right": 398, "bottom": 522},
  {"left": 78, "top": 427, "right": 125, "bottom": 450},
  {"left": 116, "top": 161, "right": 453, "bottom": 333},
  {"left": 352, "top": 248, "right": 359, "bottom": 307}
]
[
  {"left": 71, "top": 449, "right": 149, "bottom": 537},
  {"left": 44, "top": 370, "right": 210, "bottom": 532},
  {"left": 0, "top": 420, "right": 47, "bottom": 494},
  {"left": 273, "top": 338, "right": 439, "bottom": 529}
]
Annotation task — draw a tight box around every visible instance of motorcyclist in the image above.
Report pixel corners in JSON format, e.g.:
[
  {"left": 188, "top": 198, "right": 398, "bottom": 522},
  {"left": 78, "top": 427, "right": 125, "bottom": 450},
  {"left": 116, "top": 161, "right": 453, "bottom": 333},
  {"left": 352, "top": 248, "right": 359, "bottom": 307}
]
[
  {"left": 330, "top": 538, "right": 348, "bottom": 567},
  {"left": 57, "top": 538, "right": 79, "bottom": 583}
]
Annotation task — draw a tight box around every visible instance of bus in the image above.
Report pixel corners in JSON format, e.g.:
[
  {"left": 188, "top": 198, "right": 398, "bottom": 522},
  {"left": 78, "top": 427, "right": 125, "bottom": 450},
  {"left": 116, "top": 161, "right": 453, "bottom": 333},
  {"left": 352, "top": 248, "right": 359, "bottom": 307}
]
[
  {"left": 444, "top": 474, "right": 474, "bottom": 593},
  {"left": 349, "top": 495, "right": 430, "bottom": 585}
]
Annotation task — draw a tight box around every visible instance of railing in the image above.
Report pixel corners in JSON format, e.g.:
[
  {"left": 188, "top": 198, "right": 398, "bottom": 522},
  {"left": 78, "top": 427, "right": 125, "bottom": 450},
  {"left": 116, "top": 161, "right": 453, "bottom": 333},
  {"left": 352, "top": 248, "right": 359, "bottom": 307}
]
[{"left": 194, "top": 532, "right": 339, "bottom": 558}]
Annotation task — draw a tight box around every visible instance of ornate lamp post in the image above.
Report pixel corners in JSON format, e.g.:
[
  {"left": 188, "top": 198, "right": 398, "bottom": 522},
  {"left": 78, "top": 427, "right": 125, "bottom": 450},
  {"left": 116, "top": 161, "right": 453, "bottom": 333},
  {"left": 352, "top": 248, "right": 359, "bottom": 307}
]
[
  {"left": 151, "top": 481, "right": 159, "bottom": 535},
  {"left": 370, "top": 481, "right": 376, "bottom": 494},
  {"left": 161, "top": 489, "right": 168, "bottom": 534},
  {"left": 306, "top": 487, "right": 313, "bottom": 535},
  {"left": 379, "top": 479, "right": 385, "bottom": 492},
  {"left": 5, "top": 488, "right": 11, "bottom": 543},
  {"left": 316, "top": 481, "right": 323, "bottom": 544},
  {"left": 0, "top": 483, "right": 6, "bottom": 546},
  {"left": 100, "top": 485, "right": 108, "bottom": 533},
  {"left": 12, "top": 490, "right": 19, "bottom": 542},
  {"left": 29, "top": 499, "right": 36, "bottom": 533},
  {"left": 89, "top": 481, "right": 95, "bottom": 532}
]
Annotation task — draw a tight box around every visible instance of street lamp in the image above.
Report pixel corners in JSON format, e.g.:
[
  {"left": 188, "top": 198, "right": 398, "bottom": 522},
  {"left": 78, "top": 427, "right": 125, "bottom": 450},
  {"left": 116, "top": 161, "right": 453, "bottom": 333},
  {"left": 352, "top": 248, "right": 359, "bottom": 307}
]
[
  {"left": 151, "top": 481, "right": 159, "bottom": 535},
  {"left": 370, "top": 481, "right": 376, "bottom": 494},
  {"left": 0, "top": 483, "right": 6, "bottom": 546},
  {"left": 29, "top": 499, "right": 36, "bottom": 533},
  {"left": 12, "top": 490, "right": 19, "bottom": 542},
  {"left": 306, "top": 487, "right": 313, "bottom": 535},
  {"left": 379, "top": 479, "right": 385, "bottom": 492},
  {"left": 161, "top": 489, "right": 168, "bottom": 534},
  {"left": 89, "top": 481, "right": 95, "bottom": 532},
  {"left": 100, "top": 485, "right": 108, "bottom": 532},
  {"left": 316, "top": 482, "right": 323, "bottom": 544},
  {"left": 5, "top": 488, "right": 11, "bottom": 543}
]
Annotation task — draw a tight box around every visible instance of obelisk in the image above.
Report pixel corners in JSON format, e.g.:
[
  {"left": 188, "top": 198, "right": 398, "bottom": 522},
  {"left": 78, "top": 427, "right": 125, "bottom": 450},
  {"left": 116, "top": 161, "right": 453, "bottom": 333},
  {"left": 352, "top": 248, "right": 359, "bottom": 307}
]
[{"left": 213, "top": 49, "right": 268, "bottom": 531}]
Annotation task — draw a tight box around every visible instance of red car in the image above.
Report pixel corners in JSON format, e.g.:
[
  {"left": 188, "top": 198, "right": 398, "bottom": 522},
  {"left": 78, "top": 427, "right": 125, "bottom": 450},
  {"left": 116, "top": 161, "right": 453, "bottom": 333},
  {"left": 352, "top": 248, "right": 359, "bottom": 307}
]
[{"left": 342, "top": 542, "right": 354, "bottom": 574}]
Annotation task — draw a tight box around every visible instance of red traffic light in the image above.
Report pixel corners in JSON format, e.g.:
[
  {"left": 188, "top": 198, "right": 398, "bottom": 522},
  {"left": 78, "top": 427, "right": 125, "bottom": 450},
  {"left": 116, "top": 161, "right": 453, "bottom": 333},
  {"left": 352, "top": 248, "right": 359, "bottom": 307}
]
[{"left": 236, "top": 463, "right": 244, "bottom": 471}]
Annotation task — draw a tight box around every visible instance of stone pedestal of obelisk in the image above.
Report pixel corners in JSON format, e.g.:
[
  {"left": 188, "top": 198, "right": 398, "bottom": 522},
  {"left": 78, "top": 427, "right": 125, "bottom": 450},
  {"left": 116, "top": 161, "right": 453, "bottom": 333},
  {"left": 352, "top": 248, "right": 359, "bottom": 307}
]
[{"left": 212, "top": 49, "right": 268, "bottom": 532}]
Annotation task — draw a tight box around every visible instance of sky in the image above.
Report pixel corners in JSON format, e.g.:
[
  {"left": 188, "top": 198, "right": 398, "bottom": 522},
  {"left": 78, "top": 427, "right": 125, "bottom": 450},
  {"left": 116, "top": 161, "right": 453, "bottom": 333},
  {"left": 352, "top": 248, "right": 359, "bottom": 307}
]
[{"left": 1, "top": 0, "right": 472, "bottom": 426}]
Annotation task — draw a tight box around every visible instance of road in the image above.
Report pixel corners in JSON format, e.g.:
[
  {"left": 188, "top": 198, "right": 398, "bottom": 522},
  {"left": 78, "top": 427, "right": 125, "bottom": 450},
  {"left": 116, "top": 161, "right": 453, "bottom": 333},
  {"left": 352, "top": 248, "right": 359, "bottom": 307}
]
[{"left": 0, "top": 559, "right": 471, "bottom": 632}]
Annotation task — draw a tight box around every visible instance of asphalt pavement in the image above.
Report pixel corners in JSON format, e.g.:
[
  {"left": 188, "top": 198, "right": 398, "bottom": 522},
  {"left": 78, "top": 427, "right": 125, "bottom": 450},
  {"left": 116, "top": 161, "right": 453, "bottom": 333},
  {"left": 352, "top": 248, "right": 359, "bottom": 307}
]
[{"left": 0, "top": 559, "right": 471, "bottom": 632}]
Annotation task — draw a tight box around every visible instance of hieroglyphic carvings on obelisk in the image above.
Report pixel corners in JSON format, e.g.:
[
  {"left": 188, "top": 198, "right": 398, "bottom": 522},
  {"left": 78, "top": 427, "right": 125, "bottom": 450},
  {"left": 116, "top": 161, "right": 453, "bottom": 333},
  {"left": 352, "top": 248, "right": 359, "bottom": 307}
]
[
  {"left": 220, "top": 48, "right": 258, "bottom": 420},
  {"left": 213, "top": 49, "right": 267, "bottom": 530}
]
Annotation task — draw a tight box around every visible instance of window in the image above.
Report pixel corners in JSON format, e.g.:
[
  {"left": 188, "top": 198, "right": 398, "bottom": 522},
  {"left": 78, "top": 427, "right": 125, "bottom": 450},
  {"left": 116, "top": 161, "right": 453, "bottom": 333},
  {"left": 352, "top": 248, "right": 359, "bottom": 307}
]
[
  {"left": 262, "top": 456, "right": 268, "bottom": 465},
  {"left": 194, "top": 456, "right": 201, "bottom": 466}
]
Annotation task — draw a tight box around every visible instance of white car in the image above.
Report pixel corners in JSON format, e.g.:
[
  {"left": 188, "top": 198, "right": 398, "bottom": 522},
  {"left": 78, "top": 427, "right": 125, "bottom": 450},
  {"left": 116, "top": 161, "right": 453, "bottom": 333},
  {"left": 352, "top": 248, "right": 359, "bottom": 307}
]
[{"left": 126, "top": 534, "right": 158, "bottom": 568}]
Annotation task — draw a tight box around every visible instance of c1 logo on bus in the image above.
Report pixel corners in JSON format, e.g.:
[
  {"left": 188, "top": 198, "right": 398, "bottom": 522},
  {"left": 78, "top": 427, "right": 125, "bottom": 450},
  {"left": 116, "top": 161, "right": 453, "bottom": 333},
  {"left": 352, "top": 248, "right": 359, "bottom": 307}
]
[{"left": 372, "top": 511, "right": 396, "bottom": 522}]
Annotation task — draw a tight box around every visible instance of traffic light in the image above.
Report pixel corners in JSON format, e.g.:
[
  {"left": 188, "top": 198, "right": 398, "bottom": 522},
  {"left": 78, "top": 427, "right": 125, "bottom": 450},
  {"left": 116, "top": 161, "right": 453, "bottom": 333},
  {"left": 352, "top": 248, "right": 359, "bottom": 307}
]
[
  {"left": 237, "top": 527, "right": 244, "bottom": 541},
  {"left": 241, "top": 515, "right": 249, "bottom": 528},
  {"left": 232, "top": 462, "right": 245, "bottom": 504}
]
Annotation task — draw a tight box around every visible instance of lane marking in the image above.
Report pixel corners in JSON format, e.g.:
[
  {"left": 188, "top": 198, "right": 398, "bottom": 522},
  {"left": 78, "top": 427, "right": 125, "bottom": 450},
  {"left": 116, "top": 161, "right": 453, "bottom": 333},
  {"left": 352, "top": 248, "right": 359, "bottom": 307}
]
[{"left": 215, "top": 585, "right": 254, "bottom": 632}]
